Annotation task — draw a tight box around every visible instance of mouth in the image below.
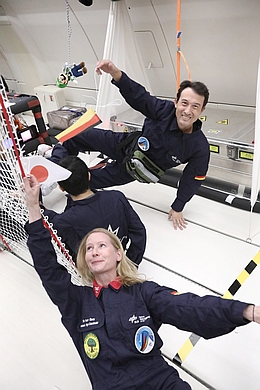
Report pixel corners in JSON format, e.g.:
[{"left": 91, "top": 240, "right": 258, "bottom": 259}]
[
  {"left": 181, "top": 114, "right": 191, "bottom": 121},
  {"left": 91, "top": 259, "right": 104, "bottom": 265}
]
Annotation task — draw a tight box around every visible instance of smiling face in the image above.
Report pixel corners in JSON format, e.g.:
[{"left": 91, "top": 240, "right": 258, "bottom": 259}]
[
  {"left": 85, "top": 232, "right": 122, "bottom": 285},
  {"left": 175, "top": 87, "right": 205, "bottom": 134}
]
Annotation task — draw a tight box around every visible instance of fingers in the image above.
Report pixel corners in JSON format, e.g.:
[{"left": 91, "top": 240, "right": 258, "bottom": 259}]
[
  {"left": 22, "top": 177, "right": 28, "bottom": 192},
  {"left": 172, "top": 218, "right": 188, "bottom": 231},
  {"left": 95, "top": 59, "right": 116, "bottom": 76},
  {"left": 95, "top": 59, "right": 109, "bottom": 75},
  {"left": 95, "top": 60, "right": 102, "bottom": 75},
  {"left": 95, "top": 66, "right": 102, "bottom": 76},
  {"left": 168, "top": 209, "right": 173, "bottom": 221},
  {"left": 28, "top": 174, "right": 39, "bottom": 187},
  {"left": 23, "top": 175, "right": 40, "bottom": 194},
  {"left": 168, "top": 209, "right": 188, "bottom": 231}
]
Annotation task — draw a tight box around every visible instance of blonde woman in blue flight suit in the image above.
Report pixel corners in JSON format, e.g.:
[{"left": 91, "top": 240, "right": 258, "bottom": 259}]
[{"left": 24, "top": 174, "right": 260, "bottom": 390}]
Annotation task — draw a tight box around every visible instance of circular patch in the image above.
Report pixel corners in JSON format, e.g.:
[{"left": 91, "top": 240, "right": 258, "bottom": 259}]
[
  {"left": 137, "top": 136, "right": 150, "bottom": 151},
  {"left": 84, "top": 333, "right": 100, "bottom": 359},
  {"left": 30, "top": 165, "right": 49, "bottom": 183},
  {"left": 134, "top": 326, "right": 155, "bottom": 354}
]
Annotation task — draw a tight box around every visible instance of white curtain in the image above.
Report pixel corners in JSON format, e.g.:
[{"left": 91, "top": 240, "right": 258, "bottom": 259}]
[
  {"left": 250, "top": 58, "right": 260, "bottom": 210},
  {"left": 95, "top": 0, "right": 152, "bottom": 130}
]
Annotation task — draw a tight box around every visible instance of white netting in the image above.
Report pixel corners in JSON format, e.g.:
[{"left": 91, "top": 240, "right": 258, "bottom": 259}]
[{"left": 0, "top": 77, "right": 82, "bottom": 285}]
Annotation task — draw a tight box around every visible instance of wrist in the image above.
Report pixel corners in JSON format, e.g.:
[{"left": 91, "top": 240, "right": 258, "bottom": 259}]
[
  {"left": 111, "top": 69, "right": 122, "bottom": 82},
  {"left": 28, "top": 206, "right": 42, "bottom": 223},
  {"left": 243, "top": 304, "right": 255, "bottom": 322}
]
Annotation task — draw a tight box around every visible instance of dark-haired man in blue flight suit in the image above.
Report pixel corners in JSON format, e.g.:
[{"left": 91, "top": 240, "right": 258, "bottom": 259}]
[{"left": 47, "top": 59, "right": 210, "bottom": 231}]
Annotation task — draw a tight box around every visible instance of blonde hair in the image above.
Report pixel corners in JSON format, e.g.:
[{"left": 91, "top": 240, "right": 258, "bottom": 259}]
[{"left": 77, "top": 228, "right": 145, "bottom": 286}]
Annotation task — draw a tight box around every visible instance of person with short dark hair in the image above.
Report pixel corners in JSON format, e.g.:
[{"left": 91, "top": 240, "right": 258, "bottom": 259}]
[
  {"left": 48, "top": 59, "right": 210, "bottom": 231},
  {"left": 41, "top": 155, "right": 146, "bottom": 265},
  {"left": 24, "top": 174, "right": 260, "bottom": 390}
]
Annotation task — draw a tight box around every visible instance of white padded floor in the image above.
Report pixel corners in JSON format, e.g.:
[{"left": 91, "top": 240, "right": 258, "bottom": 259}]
[{"left": 1, "top": 151, "right": 260, "bottom": 389}]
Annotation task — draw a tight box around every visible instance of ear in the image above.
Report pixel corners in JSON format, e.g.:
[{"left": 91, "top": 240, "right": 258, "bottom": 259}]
[
  {"left": 116, "top": 249, "right": 122, "bottom": 263},
  {"left": 174, "top": 97, "right": 177, "bottom": 107},
  {"left": 88, "top": 172, "right": 91, "bottom": 181},
  {"left": 58, "top": 184, "right": 65, "bottom": 192}
]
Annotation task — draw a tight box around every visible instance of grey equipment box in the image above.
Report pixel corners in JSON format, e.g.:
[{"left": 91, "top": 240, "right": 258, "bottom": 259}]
[{"left": 47, "top": 105, "right": 87, "bottom": 130}]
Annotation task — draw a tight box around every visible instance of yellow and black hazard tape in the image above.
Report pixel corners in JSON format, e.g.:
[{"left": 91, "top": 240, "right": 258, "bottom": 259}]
[
  {"left": 223, "top": 251, "right": 260, "bottom": 299},
  {"left": 173, "top": 250, "right": 260, "bottom": 365}
]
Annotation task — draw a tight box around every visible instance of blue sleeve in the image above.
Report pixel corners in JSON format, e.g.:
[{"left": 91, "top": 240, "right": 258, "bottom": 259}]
[
  {"left": 112, "top": 72, "right": 171, "bottom": 120},
  {"left": 49, "top": 143, "right": 70, "bottom": 164},
  {"left": 171, "top": 141, "right": 210, "bottom": 212},
  {"left": 118, "top": 192, "right": 146, "bottom": 265},
  {"left": 25, "top": 219, "right": 81, "bottom": 329},
  {"left": 141, "top": 282, "right": 250, "bottom": 339}
]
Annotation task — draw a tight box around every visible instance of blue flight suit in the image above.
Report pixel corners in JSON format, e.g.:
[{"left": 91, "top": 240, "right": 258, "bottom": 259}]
[
  {"left": 42, "top": 189, "right": 146, "bottom": 264},
  {"left": 51, "top": 71, "right": 210, "bottom": 212},
  {"left": 26, "top": 219, "right": 250, "bottom": 390}
]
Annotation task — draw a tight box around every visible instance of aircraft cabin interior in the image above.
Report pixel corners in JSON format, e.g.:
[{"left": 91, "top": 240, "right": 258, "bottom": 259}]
[{"left": 0, "top": 1, "right": 260, "bottom": 389}]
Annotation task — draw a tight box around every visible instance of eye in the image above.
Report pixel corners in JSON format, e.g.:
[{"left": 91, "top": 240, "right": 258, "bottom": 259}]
[
  {"left": 99, "top": 243, "right": 106, "bottom": 248},
  {"left": 86, "top": 245, "right": 93, "bottom": 251}
]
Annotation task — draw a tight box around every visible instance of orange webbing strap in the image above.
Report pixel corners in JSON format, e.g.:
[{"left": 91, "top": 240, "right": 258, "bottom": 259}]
[
  {"left": 176, "top": 0, "right": 192, "bottom": 93},
  {"left": 176, "top": 0, "right": 181, "bottom": 91}
]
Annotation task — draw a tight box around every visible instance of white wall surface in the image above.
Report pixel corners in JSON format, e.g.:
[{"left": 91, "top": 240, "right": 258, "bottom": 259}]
[{"left": 0, "top": 0, "right": 259, "bottom": 106}]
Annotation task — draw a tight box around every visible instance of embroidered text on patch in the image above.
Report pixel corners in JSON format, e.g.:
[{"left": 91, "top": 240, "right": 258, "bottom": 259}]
[
  {"left": 171, "top": 155, "right": 181, "bottom": 164},
  {"left": 80, "top": 317, "right": 99, "bottom": 328},
  {"left": 128, "top": 314, "right": 150, "bottom": 324}
]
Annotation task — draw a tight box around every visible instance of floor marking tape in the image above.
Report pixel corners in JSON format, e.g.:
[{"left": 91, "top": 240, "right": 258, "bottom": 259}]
[{"left": 173, "top": 251, "right": 260, "bottom": 365}]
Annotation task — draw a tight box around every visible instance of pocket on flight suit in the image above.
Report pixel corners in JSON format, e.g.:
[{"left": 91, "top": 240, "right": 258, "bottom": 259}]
[{"left": 117, "top": 298, "right": 161, "bottom": 354}]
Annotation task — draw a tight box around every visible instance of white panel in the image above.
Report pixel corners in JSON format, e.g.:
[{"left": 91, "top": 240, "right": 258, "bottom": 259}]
[
  {"left": 34, "top": 85, "right": 67, "bottom": 122},
  {"left": 134, "top": 30, "right": 163, "bottom": 68}
]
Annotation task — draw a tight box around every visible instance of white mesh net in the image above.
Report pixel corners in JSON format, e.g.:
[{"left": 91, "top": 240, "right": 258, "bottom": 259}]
[{"left": 0, "top": 77, "right": 82, "bottom": 285}]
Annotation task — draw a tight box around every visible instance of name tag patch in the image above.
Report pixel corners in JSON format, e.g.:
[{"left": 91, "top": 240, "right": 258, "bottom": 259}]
[{"left": 80, "top": 317, "right": 99, "bottom": 329}]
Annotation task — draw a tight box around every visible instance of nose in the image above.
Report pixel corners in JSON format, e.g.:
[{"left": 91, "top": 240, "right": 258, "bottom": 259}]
[
  {"left": 92, "top": 246, "right": 99, "bottom": 257},
  {"left": 184, "top": 105, "right": 191, "bottom": 114}
]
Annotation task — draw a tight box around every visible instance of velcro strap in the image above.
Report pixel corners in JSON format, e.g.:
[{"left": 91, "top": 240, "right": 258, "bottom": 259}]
[{"left": 116, "top": 131, "right": 141, "bottom": 151}]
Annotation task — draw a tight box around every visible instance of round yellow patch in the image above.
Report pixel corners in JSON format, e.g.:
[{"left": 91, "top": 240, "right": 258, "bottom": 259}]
[{"left": 84, "top": 333, "right": 100, "bottom": 359}]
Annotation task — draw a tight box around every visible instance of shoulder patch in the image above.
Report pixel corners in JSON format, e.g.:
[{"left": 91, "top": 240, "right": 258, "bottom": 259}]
[{"left": 135, "top": 326, "right": 155, "bottom": 354}]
